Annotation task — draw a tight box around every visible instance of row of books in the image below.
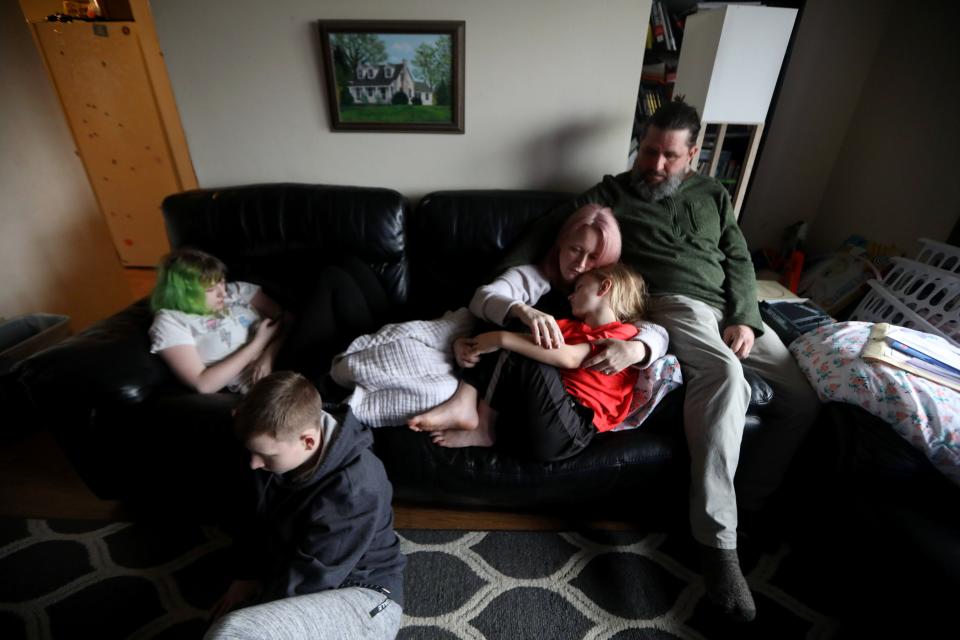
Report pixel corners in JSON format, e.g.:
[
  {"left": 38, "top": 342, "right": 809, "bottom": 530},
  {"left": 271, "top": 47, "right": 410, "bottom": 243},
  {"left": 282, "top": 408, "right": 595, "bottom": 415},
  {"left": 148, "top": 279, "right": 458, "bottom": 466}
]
[
  {"left": 640, "top": 60, "right": 678, "bottom": 85},
  {"left": 649, "top": 2, "right": 685, "bottom": 52},
  {"left": 862, "top": 323, "right": 960, "bottom": 391},
  {"left": 696, "top": 149, "right": 741, "bottom": 181},
  {"left": 638, "top": 85, "right": 666, "bottom": 118}
]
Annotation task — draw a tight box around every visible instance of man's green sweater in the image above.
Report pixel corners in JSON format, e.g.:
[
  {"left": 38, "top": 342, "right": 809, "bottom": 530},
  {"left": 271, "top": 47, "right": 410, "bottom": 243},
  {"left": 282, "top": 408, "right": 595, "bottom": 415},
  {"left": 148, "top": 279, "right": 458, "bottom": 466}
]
[{"left": 501, "top": 171, "right": 763, "bottom": 334}]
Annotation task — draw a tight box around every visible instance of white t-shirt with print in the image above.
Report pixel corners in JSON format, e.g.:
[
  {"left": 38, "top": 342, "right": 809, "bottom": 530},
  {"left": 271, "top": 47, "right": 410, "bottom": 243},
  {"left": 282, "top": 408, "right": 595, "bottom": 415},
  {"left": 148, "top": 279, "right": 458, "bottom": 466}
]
[{"left": 149, "top": 281, "right": 262, "bottom": 390}]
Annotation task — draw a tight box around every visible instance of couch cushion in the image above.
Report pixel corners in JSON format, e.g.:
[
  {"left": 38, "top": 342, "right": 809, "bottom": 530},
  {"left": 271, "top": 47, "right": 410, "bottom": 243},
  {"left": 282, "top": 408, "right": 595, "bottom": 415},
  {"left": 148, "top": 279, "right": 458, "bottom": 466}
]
[
  {"left": 372, "top": 391, "right": 688, "bottom": 512},
  {"left": 407, "top": 190, "right": 572, "bottom": 318},
  {"left": 162, "top": 183, "right": 409, "bottom": 309}
]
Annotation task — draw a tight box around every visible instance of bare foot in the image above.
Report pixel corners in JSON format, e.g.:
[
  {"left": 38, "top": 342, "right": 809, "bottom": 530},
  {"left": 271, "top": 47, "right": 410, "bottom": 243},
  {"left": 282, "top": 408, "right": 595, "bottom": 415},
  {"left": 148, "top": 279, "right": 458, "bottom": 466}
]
[
  {"left": 431, "top": 421, "right": 495, "bottom": 448},
  {"left": 407, "top": 382, "right": 480, "bottom": 432},
  {"left": 429, "top": 400, "right": 497, "bottom": 449}
]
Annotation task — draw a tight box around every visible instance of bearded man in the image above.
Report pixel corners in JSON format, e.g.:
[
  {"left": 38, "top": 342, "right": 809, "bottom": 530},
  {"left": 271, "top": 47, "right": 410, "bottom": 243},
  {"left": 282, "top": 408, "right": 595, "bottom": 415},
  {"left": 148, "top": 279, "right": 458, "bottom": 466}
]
[{"left": 504, "top": 98, "right": 820, "bottom": 622}]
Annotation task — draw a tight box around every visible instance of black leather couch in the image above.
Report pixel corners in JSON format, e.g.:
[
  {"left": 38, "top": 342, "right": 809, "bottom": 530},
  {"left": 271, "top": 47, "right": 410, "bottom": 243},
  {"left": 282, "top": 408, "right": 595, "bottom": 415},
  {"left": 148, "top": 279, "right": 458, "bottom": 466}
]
[
  {"left": 14, "top": 183, "right": 772, "bottom": 523},
  {"left": 782, "top": 402, "right": 960, "bottom": 634}
]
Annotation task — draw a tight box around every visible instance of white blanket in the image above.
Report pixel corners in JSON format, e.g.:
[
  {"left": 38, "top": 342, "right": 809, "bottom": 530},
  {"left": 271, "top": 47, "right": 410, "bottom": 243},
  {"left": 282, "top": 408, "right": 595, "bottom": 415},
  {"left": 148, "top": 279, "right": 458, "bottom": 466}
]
[
  {"left": 331, "top": 307, "right": 683, "bottom": 431},
  {"left": 330, "top": 308, "right": 476, "bottom": 427}
]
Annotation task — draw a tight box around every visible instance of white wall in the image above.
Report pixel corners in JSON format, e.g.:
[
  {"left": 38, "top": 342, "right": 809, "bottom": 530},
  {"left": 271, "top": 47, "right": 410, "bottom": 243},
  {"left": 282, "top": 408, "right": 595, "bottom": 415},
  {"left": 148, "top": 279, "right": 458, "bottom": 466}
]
[
  {"left": 738, "top": 0, "right": 895, "bottom": 251},
  {"left": 741, "top": 0, "right": 959, "bottom": 255},
  {"left": 807, "top": 0, "right": 960, "bottom": 255},
  {"left": 1, "top": 2, "right": 131, "bottom": 331},
  {"left": 151, "top": 0, "right": 651, "bottom": 200}
]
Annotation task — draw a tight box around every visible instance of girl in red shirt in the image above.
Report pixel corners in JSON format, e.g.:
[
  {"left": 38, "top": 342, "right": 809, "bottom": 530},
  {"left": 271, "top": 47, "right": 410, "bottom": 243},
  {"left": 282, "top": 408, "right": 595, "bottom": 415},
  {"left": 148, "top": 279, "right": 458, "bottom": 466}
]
[{"left": 418, "top": 262, "right": 649, "bottom": 460}]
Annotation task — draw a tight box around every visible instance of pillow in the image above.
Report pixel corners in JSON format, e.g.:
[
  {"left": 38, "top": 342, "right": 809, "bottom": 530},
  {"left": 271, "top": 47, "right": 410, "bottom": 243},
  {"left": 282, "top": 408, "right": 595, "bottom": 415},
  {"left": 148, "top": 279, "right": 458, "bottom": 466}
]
[
  {"left": 790, "top": 321, "right": 960, "bottom": 487},
  {"left": 613, "top": 354, "right": 683, "bottom": 431}
]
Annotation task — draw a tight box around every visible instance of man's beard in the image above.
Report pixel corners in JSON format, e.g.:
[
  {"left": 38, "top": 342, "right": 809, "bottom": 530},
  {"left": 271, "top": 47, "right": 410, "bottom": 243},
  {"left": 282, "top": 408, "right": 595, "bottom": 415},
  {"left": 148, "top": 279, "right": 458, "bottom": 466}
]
[{"left": 633, "top": 169, "right": 687, "bottom": 201}]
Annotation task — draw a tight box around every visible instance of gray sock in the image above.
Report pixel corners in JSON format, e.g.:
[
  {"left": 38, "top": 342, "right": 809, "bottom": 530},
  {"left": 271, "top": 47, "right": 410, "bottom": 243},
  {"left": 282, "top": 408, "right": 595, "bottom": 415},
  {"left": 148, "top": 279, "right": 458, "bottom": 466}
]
[{"left": 699, "top": 545, "right": 757, "bottom": 622}]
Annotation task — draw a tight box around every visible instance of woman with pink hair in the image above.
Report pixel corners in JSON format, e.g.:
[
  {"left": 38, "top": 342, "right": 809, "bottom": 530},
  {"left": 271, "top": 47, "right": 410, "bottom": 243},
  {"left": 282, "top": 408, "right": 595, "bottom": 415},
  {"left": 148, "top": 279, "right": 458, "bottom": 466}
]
[
  {"left": 407, "top": 204, "right": 669, "bottom": 459},
  {"left": 471, "top": 203, "right": 625, "bottom": 350}
]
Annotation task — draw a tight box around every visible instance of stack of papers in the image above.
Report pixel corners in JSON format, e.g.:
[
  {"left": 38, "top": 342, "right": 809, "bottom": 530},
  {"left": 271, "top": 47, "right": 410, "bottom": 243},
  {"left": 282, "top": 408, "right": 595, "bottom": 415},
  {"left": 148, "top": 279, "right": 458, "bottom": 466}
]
[{"left": 862, "top": 323, "right": 960, "bottom": 391}]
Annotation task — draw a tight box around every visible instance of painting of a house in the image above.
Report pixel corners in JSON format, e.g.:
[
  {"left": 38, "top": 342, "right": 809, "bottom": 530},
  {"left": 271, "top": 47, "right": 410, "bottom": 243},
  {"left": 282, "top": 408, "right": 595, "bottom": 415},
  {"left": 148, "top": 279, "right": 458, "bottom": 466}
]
[
  {"left": 320, "top": 21, "right": 464, "bottom": 132},
  {"left": 346, "top": 61, "right": 434, "bottom": 106}
]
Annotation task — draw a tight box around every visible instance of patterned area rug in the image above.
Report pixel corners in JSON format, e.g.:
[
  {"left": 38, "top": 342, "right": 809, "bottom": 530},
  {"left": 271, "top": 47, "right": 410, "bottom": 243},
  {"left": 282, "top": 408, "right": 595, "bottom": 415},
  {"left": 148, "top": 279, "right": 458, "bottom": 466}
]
[{"left": 0, "top": 519, "right": 838, "bottom": 639}]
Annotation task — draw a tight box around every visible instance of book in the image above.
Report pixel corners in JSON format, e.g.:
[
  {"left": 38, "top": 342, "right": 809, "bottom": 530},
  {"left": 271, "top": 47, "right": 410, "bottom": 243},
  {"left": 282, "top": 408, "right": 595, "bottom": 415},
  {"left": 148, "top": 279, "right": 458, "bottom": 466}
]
[
  {"left": 650, "top": 4, "right": 666, "bottom": 46},
  {"left": 658, "top": 3, "right": 677, "bottom": 51},
  {"left": 642, "top": 61, "right": 667, "bottom": 83},
  {"left": 885, "top": 325, "right": 960, "bottom": 372},
  {"left": 757, "top": 279, "right": 808, "bottom": 303},
  {"left": 760, "top": 299, "right": 833, "bottom": 346},
  {"left": 669, "top": 11, "right": 686, "bottom": 50},
  {"left": 862, "top": 323, "right": 960, "bottom": 391},
  {"left": 888, "top": 339, "right": 960, "bottom": 377}
]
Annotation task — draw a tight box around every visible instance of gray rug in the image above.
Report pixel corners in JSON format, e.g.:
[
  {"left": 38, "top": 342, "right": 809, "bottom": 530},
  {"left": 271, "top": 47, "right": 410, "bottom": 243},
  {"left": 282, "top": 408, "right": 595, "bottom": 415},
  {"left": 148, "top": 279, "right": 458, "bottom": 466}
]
[{"left": 0, "top": 519, "right": 838, "bottom": 639}]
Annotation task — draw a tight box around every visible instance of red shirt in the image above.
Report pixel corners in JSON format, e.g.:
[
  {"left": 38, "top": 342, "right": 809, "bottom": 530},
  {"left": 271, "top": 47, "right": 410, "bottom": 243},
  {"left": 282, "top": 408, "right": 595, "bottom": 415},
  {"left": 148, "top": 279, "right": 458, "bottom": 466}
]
[{"left": 557, "top": 318, "right": 639, "bottom": 432}]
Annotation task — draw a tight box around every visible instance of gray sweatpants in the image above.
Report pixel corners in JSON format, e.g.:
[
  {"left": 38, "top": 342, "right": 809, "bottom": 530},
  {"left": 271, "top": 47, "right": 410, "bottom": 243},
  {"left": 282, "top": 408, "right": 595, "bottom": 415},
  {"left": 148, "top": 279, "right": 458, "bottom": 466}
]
[
  {"left": 205, "top": 587, "right": 402, "bottom": 640},
  {"left": 646, "top": 295, "right": 819, "bottom": 549}
]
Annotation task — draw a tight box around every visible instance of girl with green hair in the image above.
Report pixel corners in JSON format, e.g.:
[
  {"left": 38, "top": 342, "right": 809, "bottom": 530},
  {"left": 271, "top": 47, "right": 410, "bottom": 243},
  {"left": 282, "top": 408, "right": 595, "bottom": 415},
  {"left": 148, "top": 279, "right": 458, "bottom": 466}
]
[{"left": 149, "top": 248, "right": 288, "bottom": 393}]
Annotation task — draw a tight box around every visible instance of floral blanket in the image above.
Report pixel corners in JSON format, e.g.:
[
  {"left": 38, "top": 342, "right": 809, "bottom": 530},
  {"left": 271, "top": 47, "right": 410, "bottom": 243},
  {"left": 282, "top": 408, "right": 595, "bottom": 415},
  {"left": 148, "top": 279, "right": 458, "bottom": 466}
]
[{"left": 790, "top": 322, "right": 960, "bottom": 487}]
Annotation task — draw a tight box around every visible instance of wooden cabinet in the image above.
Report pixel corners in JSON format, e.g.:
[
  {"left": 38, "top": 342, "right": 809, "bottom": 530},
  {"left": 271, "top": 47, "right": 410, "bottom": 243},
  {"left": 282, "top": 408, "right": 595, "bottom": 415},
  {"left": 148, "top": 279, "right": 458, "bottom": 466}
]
[{"left": 21, "top": 0, "right": 197, "bottom": 266}]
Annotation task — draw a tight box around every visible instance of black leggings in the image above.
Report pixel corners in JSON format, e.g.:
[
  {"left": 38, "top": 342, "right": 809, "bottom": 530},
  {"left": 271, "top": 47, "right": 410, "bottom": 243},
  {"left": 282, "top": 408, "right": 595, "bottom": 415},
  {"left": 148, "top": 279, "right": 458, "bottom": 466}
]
[
  {"left": 462, "top": 351, "right": 595, "bottom": 462},
  {"left": 277, "top": 257, "right": 393, "bottom": 381}
]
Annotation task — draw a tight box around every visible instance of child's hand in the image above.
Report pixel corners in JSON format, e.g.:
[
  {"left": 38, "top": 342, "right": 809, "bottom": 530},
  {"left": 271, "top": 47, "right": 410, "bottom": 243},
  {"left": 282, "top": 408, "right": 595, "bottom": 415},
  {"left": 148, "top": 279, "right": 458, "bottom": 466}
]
[
  {"left": 208, "top": 579, "right": 262, "bottom": 622},
  {"left": 468, "top": 332, "right": 502, "bottom": 358},
  {"left": 453, "top": 337, "right": 480, "bottom": 368},
  {"left": 252, "top": 318, "right": 280, "bottom": 348},
  {"left": 247, "top": 351, "right": 274, "bottom": 384}
]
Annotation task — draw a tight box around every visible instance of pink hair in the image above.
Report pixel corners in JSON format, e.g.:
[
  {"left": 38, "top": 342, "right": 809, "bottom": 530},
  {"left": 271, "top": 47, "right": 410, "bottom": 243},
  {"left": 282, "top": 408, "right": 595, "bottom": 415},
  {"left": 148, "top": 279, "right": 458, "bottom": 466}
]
[{"left": 541, "top": 204, "right": 622, "bottom": 286}]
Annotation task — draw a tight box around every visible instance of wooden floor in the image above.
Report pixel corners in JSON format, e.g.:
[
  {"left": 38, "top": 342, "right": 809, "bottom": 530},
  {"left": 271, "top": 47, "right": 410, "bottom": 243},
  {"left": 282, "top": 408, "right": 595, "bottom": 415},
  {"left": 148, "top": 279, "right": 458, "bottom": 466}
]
[
  {"left": 0, "top": 428, "right": 635, "bottom": 530},
  {"left": 0, "top": 267, "right": 634, "bottom": 531}
]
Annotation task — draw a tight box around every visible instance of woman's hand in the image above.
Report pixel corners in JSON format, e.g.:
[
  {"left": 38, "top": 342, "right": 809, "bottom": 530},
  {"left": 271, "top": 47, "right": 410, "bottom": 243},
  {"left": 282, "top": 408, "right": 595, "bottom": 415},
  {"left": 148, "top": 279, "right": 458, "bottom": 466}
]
[
  {"left": 511, "top": 304, "right": 564, "bottom": 349},
  {"left": 583, "top": 339, "right": 647, "bottom": 375}
]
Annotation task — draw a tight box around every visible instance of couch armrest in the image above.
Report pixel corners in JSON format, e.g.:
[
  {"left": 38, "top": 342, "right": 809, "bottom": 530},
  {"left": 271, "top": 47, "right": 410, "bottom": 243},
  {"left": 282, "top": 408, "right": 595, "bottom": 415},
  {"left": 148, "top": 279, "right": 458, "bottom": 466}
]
[{"left": 15, "top": 300, "right": 172, "bottom": 407}]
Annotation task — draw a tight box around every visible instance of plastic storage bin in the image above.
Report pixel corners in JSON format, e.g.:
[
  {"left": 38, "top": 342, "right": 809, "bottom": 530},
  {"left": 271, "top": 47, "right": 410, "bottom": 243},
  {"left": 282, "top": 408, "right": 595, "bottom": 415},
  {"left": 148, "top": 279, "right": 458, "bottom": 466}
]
[
  {"left": 916, "top": 238, "right": 960, "bottom": 276},
  {"left": 0, "top": 313, "right": 71, "bottom": 374},
  {"left": 850, "top": 256, "right": 960, "bottom": 346}
]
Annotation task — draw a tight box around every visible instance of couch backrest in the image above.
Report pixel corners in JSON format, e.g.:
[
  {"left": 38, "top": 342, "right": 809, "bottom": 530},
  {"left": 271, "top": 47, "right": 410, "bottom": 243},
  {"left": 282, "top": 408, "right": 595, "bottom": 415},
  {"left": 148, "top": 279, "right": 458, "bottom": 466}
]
[
  {"left": 407, "top": 190, "right": 572, "bottom": 318},
  {"left": 161, "top": 184, "right": 409, "bottom": 310}
]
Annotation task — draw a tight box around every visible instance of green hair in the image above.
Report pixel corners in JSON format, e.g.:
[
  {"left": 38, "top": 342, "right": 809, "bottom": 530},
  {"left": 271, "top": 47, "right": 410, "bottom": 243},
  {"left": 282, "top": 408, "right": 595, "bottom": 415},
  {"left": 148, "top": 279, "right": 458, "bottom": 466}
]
[{"left": 150, "top": 248, "right": 227, "bottom": 315}]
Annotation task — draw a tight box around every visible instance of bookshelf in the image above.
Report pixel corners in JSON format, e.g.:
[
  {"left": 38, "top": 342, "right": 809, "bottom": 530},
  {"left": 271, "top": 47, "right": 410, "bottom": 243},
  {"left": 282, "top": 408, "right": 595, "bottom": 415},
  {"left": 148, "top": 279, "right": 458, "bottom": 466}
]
[
  {"left": 693, "top": 122, "right": 763, "bottom": 216},
  {"left": 633, "top": 2, "right": 798, "bottom": 218}
]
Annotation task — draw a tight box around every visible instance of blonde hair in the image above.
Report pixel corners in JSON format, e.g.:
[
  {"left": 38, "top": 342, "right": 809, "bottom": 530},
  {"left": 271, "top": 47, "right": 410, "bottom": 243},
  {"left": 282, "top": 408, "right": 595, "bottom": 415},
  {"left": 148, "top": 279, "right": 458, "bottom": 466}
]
[
  {"left": 586, "top": 263, "right": 648, "bottom": 324},
  {"left": 234, "top": 371, "right": 322, "bottom": 441}
]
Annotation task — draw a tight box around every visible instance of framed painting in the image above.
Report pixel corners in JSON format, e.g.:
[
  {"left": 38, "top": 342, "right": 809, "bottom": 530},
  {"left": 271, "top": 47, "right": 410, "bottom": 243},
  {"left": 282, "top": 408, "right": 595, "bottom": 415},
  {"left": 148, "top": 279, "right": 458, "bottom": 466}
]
[{"left": 319, "top": 20, "right": 465, "bottom": 133}]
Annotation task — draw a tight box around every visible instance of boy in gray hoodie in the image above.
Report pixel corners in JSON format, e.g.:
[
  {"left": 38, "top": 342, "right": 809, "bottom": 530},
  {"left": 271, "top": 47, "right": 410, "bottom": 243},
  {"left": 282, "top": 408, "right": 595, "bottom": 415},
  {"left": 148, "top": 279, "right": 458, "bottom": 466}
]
[{"left": 206, "top": 371, "right": 405, "bottom": 639}]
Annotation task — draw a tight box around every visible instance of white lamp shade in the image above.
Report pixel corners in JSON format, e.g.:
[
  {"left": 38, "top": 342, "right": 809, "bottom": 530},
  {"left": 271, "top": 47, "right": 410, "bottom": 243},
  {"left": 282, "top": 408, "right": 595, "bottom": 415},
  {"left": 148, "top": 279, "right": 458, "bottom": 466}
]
[{"left": 673, "top": 5, "right": 797, "bottom": 124}]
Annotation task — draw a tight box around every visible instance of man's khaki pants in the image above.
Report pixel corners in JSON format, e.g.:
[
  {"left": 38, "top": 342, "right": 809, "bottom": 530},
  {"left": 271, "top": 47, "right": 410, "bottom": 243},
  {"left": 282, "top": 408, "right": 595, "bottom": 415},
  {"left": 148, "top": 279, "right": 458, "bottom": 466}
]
[{"left": 647, "top": 295, "right": 820, "bottom": 549}]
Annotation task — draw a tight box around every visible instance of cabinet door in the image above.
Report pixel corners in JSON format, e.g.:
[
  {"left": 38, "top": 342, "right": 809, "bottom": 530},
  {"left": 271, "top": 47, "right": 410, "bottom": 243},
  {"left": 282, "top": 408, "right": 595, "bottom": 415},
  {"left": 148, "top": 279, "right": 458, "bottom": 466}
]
[{"left": 35, "top": 21, "right": 176, "bottom": 266}]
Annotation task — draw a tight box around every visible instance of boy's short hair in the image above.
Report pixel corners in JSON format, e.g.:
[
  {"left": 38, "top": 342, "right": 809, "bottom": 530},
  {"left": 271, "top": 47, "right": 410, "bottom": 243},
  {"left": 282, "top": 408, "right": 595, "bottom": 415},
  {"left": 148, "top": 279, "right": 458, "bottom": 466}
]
[
  {"left": 588, "top": 263, "right": 648, "bottom": 324},
  {"left": 234, "top": 371, "right": 323, "bottom": 441},
  {"left": 151, "top": 248, "right": 226, "bottom": 315}
]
